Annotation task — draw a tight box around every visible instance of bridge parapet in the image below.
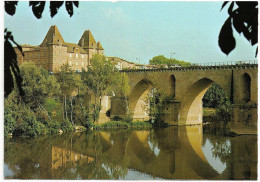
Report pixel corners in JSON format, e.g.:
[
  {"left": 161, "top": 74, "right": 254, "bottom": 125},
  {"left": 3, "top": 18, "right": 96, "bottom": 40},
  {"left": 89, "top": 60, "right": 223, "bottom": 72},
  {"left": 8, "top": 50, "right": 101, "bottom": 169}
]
[{"left": 121, "top": 60, "right": 258, "bottom": 73}]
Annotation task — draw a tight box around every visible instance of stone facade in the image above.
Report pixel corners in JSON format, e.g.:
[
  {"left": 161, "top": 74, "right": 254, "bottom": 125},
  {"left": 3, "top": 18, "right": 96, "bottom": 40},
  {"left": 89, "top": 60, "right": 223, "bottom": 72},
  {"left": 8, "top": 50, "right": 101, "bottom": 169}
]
[{"left": 15, "top": 25, "right": 104, "bottom": 73}]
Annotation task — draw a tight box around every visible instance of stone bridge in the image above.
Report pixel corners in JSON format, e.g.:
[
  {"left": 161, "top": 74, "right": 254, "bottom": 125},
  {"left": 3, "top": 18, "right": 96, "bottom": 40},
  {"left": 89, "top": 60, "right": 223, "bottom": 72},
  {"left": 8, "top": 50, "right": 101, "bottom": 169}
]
[{"left": 110, "top": 63, "right": 258, "bottom": 125}]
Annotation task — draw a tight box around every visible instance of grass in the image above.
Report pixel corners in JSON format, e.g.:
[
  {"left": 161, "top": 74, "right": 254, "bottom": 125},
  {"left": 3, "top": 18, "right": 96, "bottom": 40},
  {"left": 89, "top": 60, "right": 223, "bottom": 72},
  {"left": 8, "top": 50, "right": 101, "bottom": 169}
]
[
  {"left": 203, "top": 108, "right": 216, "bottom": 116},
  {"left": 93, "top": 120, "right": 153, "bottom": 130}
]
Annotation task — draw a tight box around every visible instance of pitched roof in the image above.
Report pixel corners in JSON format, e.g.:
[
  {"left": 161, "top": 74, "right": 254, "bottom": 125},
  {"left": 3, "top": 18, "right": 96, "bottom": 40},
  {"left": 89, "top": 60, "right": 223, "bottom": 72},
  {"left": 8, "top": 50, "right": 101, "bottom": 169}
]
[
  {"left": 63, "top": 42, "right": 87, "bottom": 54},
  {"left": 78, "top": 30, "right": 97, "bottom": 49},
  {"left": 97, "top": 41, "right": 104, "bottom": 50},
  {"left": 40, "top": 25, "right": 65, "bottom": 46}
]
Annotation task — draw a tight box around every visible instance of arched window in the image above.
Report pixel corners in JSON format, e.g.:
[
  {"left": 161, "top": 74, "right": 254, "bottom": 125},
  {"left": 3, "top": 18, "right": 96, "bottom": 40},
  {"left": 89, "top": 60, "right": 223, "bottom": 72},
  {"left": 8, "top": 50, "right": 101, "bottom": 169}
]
[
  {"left": 242, "top": 73, "right": 251, "bottom": 103},
  {"left": 170, "top": 75, "right": 176, "bottom": 98}
]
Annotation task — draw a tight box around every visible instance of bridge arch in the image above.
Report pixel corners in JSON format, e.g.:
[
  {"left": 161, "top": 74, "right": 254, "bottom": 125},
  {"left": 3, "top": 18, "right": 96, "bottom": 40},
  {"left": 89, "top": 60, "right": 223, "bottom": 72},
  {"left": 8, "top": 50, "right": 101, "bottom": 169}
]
[
  {"left": 179, "top": 77, "right": 229, "bottom": 125},
  {"left": 128, "top": 79, "right": 153, "bottom": 120}
]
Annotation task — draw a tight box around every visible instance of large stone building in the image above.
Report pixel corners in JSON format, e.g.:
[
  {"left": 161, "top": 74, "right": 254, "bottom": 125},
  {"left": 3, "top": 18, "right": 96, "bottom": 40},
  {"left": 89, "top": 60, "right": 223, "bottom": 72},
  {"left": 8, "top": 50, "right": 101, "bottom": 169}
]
[{"left": 15, "top": 25, "right": 104, "bottom": 73}]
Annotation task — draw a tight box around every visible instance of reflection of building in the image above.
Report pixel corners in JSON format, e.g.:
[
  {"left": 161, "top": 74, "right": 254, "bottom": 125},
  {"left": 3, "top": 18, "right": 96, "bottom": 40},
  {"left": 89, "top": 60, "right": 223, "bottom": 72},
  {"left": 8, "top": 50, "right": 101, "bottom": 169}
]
[
  {"left": 51, "top": 146, "right": 94, "bottom": 170},
  {"left": 15, "top": 25, "right": 104, "bottom": 73}
]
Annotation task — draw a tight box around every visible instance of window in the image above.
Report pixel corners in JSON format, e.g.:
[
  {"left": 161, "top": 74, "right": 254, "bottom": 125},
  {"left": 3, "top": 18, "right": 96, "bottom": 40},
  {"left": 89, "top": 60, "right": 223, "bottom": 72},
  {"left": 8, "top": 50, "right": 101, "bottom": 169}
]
[
  {"left": 69, "top": 61, "right": 72, "bottom": 66},
  {"left": 69, "top": 53, "right": 72, "bottom": 58},
  {"left": 59, "top": 60, "right": 62, "bottom": 64},
  {"left": 38, "top": 60, "right": 40, "bottom": 64},
  {"left": 43, "top": 60, "right": 45, "bottom": 65},
  {"left": 82, "top": 54, "right": 84, "bottom": 58},
  {"left": 76, "top": 53, "right": 78, "bottom": 58},
  {"left": 76, "top": 62, "right": 78, "bottom": 66},
  {"left": 59, "top": 52, "right": 62, "bottom": 56},
  {"left": 82, "top": 62, "right": 84, "bottom": 66}
]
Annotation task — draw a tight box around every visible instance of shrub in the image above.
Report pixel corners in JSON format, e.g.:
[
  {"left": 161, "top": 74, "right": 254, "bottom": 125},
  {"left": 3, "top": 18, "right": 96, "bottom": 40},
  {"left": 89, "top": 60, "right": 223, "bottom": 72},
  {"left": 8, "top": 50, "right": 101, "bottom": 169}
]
[
  {"left": 13, "top": 112, "right": 46, "bottom": 137},
  {"left": 123, "top": 114, "right": 133, "bottom": 123},
  {"left": 4, "top": 114, "right": 16, "bottom": 136},
  {"left": 60, "top": 119, "right": 73, "bottom": 132}
]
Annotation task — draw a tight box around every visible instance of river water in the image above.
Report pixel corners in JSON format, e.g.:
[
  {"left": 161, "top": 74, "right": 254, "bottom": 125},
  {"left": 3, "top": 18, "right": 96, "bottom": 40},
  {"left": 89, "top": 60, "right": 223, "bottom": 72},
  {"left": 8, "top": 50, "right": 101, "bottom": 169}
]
[{"left": 4, "top": 125, "right": 257, "bottom": 180}]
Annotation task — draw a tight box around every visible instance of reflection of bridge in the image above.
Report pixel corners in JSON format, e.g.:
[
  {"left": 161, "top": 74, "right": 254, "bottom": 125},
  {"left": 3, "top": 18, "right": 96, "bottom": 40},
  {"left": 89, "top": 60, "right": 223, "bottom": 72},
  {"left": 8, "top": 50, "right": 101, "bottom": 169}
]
[
  {"left": 4, "top": 126, "right": 256, "bottom": 179},
  {"left": 49, "top": 126, "right": 256, "bottom": 179},
  {"left": 110, "top": 63, "right": 257, "bottom": 125}
]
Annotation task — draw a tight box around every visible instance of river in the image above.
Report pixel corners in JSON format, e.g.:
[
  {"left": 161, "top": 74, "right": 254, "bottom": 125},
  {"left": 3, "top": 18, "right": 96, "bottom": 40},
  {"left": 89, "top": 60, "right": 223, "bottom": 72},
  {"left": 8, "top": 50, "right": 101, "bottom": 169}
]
[{"left": 4, "top": 125, "right": 257, "bottom": 180}]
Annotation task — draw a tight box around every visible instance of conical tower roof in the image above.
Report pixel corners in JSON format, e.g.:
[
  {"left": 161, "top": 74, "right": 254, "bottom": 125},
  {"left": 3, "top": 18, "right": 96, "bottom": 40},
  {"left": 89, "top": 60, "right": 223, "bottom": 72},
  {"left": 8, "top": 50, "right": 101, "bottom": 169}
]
[
  {"left": 40, "top": 25, "right": 64, "bottom": 46},
  {"left": 78, "top": 30, "right": 97, "bottom": 49},
  {"left": 97, "top": 41, "right": 104, "bottom": 50}
]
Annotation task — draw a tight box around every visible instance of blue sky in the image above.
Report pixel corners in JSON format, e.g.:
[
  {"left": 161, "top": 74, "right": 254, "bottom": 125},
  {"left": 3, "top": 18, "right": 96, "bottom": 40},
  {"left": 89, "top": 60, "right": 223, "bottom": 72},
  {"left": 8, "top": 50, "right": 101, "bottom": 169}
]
[{"left": 4, "top": 1, "right": 257, "bottom": 64}]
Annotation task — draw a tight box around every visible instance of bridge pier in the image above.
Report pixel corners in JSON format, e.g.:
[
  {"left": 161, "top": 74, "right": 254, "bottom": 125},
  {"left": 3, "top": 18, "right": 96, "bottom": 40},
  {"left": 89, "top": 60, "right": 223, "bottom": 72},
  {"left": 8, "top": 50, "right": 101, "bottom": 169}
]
[
  {"left": 110, "top": 97, "right": 128, "bottom": 119},
  {"left": 161, "top": 100, "right": 181, "bottom": 125},
  {"left": 231, "top": 103, "right": 257, "bottom": 130}
]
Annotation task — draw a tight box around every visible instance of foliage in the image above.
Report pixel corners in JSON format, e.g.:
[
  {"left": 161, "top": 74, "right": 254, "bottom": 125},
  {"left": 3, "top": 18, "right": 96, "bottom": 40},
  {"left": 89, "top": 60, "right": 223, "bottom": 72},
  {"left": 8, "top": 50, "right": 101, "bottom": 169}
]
[
  {"left": 82, "top": 55, "right": 119, "bottom": 100},
  {"left": 219, "top": 2, "right": 258, "bottom": 56},
  {"left": 20, "top": 62, "right": 59, "bottom": 110},
  {"left": 4, "top": 114, "right": 16, "bottom": 136},
  {"left": 43, "top": 98, "right": 62, "bottom": 116},
  {"left": 203, "top": 83, "right": 229, "bottom": 108},
  {"left": 5, "top": 95, "right": 46, "bottom": 137},
  {"left": 56, "top": 64, "right": 77, "bottom": 96},
  {"left": 60, "top": 119, "right": 73, "bottom": 132},
  {"left": 210, "top": 138, "right": 231, "bottom": 163},
  {"left": 4, "top": 63, "right": 73, "bottom": 137},
  {"left": 145, "top": 88, "right": 165, "bottom": 125},
  {"left": 114, "top": 73, "right": 131, "bottom": 97},
  {"left": 149, "top": 55, "right": 191, "bottom": 67},
  {"left": 56, "top": 64, "right": 78, "bottom": 122},
  {"left": 93, "top": 120, "right": 152, "bottom": 130},
  {"left": 82, "top": 55, "right": 130, "bottom": 122},
  {"left": 4, "top": 29, "right": 24, "bottom": 98},
  {"left": 90, "top": 104, "right": 102, "bottom": 123},
  {"left": 215, "top": 100, "right": 232, "bottom": 123},
  {"left": 5, "top": 1, "right": 79, "bottom": 18},
  {"left": 203, "top": 83, "right": 231, "bottom": 122},
  {"left": 123, "top": 114, "right": 133, "bottom": 123}
]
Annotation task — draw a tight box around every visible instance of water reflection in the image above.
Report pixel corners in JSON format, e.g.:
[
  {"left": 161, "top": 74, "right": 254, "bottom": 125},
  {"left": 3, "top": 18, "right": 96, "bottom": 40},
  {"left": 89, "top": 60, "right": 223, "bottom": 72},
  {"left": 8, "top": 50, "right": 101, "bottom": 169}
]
[
  {"left": 4, "top": 126, "right": 257, "bottom": 180},
  {"left": 201, "top": 138, "right": 230, "bottom": 174}
]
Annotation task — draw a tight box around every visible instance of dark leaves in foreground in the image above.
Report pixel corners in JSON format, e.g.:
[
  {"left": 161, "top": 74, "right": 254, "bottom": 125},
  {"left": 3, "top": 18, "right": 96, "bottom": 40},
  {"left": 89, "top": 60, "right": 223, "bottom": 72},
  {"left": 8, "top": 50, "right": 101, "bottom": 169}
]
[
  {"left": 5, "top": 1, "right": 18, "bottom": 16},
  {"left": 5, "top": 1, "right": 79, "bottom": 19},
  {"left": 50, "top": 1, "right": 64, "bottom": 17},
  {"left": 219, "top": 1, "right": 258, "bottom": 56},
  {"left": 219, "top": 17, "right": 236, "bottom": 55},
  {"left": 29, "top": 1, "right": 46, "bottom": 19},
  {"left": 4, "top": 30, "right": 24, "bottom": 98},
  {"left": 65, "top": 1, "right": 79, "bottom": 17}
]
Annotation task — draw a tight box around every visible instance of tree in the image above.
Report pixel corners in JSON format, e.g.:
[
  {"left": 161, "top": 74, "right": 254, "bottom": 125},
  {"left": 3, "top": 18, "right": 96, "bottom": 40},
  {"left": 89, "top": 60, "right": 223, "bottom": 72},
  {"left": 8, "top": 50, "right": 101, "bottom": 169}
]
[
  {"left": 149, "top": 55, "right": 191, "bottom": 67},
  {"left": 81, "top": 55, "right": 126, "bottom": 122},
  {"left": 19, "top": 62, "right": 59, "bottom": 122},
  {"left": 203, "top": 83, "right": 231, "bottom": 122},
  {"left": 219, "top": 1, "right": 258, "bottom": 56},
  {"left": 4, "top": 1, "right": 79, "bottom": 98},
  {"left": 56, "top": 64, "right": 78, "bottom": 123},
  {"left": 4, "top": 62, "right": 60, "bottom": 136}
]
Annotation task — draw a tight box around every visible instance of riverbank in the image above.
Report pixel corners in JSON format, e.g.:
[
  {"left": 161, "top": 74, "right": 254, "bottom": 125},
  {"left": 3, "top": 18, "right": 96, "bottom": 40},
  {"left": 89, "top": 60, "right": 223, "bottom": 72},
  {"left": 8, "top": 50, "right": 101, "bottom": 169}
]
[
  {"left": 230, "top": 122, "right": 257, "bottom": 135},
  {"left": 93, "top": 120, "right": 153, "bottom": 130}
]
